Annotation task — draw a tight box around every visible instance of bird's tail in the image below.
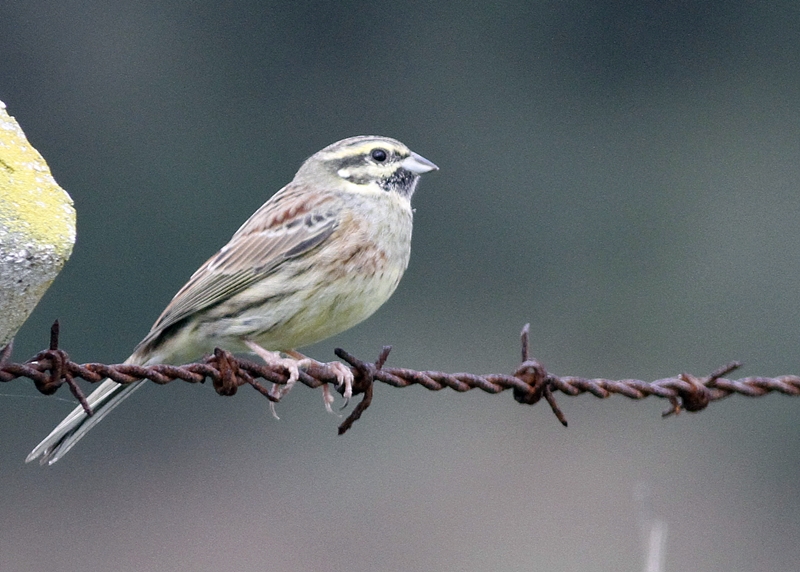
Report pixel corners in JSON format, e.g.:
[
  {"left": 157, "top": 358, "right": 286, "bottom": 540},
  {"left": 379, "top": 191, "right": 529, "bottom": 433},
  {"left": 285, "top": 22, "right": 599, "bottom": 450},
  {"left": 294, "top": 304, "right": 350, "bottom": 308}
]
[{"left": 26, "top": 361, "right": 145, "bottom": 465}]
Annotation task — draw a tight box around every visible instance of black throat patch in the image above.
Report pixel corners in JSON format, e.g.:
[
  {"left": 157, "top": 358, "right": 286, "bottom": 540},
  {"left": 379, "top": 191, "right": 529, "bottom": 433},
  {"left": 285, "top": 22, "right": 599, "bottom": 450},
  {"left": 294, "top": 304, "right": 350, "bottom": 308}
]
[{"left": 378, "top": 168, "right": 419, "bottom": 198}]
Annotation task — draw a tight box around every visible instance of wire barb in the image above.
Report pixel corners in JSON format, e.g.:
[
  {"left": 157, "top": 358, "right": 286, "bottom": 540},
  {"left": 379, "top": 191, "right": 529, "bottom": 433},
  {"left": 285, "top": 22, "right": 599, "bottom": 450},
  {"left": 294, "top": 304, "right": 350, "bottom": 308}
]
[
  {"left": 334, "top": 346, "right": 391, "bottom": 434},
  {"left": 2, "top": 322, "right": 799, "bottom": 433},
  {"left": 511, "top": 323, "right": 567, "bottom": 425}
]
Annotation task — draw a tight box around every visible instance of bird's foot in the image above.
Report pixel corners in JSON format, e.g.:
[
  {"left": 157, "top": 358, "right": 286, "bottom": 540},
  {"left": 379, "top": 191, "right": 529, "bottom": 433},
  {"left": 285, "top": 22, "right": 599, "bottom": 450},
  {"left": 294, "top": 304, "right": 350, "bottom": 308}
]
[
  {"left": 245, "top": 343, "right": 354, "bottom": 416},
  {"left": 285, "top": 351, "right": 353, "bottom": 414},
  {"left": 245, "top": 340, "right": 300, "bottom": 419},
  {"left": 314, "top": 361, "right": 353, "bottom": 414}
]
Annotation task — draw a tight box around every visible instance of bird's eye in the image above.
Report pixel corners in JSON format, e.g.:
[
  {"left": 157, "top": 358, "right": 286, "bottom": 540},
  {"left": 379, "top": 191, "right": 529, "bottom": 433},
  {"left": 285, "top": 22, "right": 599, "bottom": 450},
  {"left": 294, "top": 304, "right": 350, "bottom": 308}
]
[{"left": 370, "top": 148, "right": 388, "bottom": 162}]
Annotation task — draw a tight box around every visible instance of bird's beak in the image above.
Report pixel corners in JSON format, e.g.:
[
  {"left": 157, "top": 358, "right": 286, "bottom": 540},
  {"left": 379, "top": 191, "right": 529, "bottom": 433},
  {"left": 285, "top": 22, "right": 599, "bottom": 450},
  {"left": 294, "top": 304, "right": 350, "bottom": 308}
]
[{"left": 402, "top": 152, "right": 439, "bottom": 174}]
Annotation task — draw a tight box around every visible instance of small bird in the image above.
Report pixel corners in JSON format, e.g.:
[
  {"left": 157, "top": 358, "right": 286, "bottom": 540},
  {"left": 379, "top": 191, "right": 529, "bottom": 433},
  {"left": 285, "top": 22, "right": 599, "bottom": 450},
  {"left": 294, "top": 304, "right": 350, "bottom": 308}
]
[{"left": 27, "top": 135, "right": 437, "bottom": 465}]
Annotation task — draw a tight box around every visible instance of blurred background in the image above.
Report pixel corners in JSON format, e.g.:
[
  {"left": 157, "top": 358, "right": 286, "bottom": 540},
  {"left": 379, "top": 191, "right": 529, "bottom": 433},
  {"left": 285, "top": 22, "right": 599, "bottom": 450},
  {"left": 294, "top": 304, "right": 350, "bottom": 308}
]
[{"left": 1, "top": 2, "right": 799, "bottom": 571}]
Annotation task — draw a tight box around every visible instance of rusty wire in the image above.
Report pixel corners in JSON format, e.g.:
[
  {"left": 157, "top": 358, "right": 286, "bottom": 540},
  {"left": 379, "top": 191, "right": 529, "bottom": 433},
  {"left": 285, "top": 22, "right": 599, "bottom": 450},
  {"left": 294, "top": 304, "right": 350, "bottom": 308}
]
[{"left": 1, "top": 322, "right": 798, "bottom": 433}]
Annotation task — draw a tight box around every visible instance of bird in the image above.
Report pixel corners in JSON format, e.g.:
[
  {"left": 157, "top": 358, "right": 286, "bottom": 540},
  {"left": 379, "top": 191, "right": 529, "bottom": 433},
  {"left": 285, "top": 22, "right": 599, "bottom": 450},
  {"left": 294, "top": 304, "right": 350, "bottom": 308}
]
[{"left": 27, "top": 135, "right": 437, "bottom": 465}]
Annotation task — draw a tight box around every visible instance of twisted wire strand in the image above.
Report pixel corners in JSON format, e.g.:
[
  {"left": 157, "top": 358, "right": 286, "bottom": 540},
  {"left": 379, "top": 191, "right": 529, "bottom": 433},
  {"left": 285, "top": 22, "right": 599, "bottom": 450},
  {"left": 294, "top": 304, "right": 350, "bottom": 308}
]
[{"left": 2, "top": 322, "right": 798, "bottom": 433}]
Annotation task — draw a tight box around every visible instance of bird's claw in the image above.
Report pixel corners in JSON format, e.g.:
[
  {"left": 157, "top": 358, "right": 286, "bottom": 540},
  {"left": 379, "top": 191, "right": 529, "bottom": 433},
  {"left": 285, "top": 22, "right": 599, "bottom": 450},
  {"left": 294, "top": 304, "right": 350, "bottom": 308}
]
[
  {"left": 244, "top": 340, "right": 353, "bottom": 417},
  {"left": 326, "top": 361, "right": 354, "bottom": 402},
  {"left": 296, "top": 359, "right": 353, "bottom": 415},
  {"left": 245, "top": 340, "right": 301, "bottom": 419}
]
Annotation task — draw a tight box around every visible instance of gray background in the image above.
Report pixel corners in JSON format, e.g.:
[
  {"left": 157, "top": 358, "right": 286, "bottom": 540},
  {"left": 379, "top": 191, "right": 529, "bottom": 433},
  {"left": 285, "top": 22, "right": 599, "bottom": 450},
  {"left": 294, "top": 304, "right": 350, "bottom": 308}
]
[{"left": 2, "top": 2, "right": 799, "bottom": 571}]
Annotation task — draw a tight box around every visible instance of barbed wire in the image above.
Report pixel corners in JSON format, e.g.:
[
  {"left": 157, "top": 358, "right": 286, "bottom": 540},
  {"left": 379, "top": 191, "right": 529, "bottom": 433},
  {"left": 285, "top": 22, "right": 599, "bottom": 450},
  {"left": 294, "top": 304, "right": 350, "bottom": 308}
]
[{"left": 2, "top": 322, "right": 798, "bottom": 433}]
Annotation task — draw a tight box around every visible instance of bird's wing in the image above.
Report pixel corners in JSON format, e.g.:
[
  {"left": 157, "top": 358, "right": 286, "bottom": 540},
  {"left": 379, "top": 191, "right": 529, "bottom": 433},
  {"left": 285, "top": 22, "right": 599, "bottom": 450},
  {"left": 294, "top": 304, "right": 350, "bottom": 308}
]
[{"left": 139, "top": 184, "right": 339, "bottom": 344}]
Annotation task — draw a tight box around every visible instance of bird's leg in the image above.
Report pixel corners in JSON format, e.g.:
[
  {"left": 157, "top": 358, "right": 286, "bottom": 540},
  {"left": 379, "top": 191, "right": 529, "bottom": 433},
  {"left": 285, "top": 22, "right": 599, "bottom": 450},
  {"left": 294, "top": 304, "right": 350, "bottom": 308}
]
[
  {"left": 284, "top": 350, "right": 354, "bottom": 413},
  {"left": 244, "top": 340, "right": 354, "bottom": 415},
  {"left": 244, "top": 340, "right": 301, "bottom": 419}
]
